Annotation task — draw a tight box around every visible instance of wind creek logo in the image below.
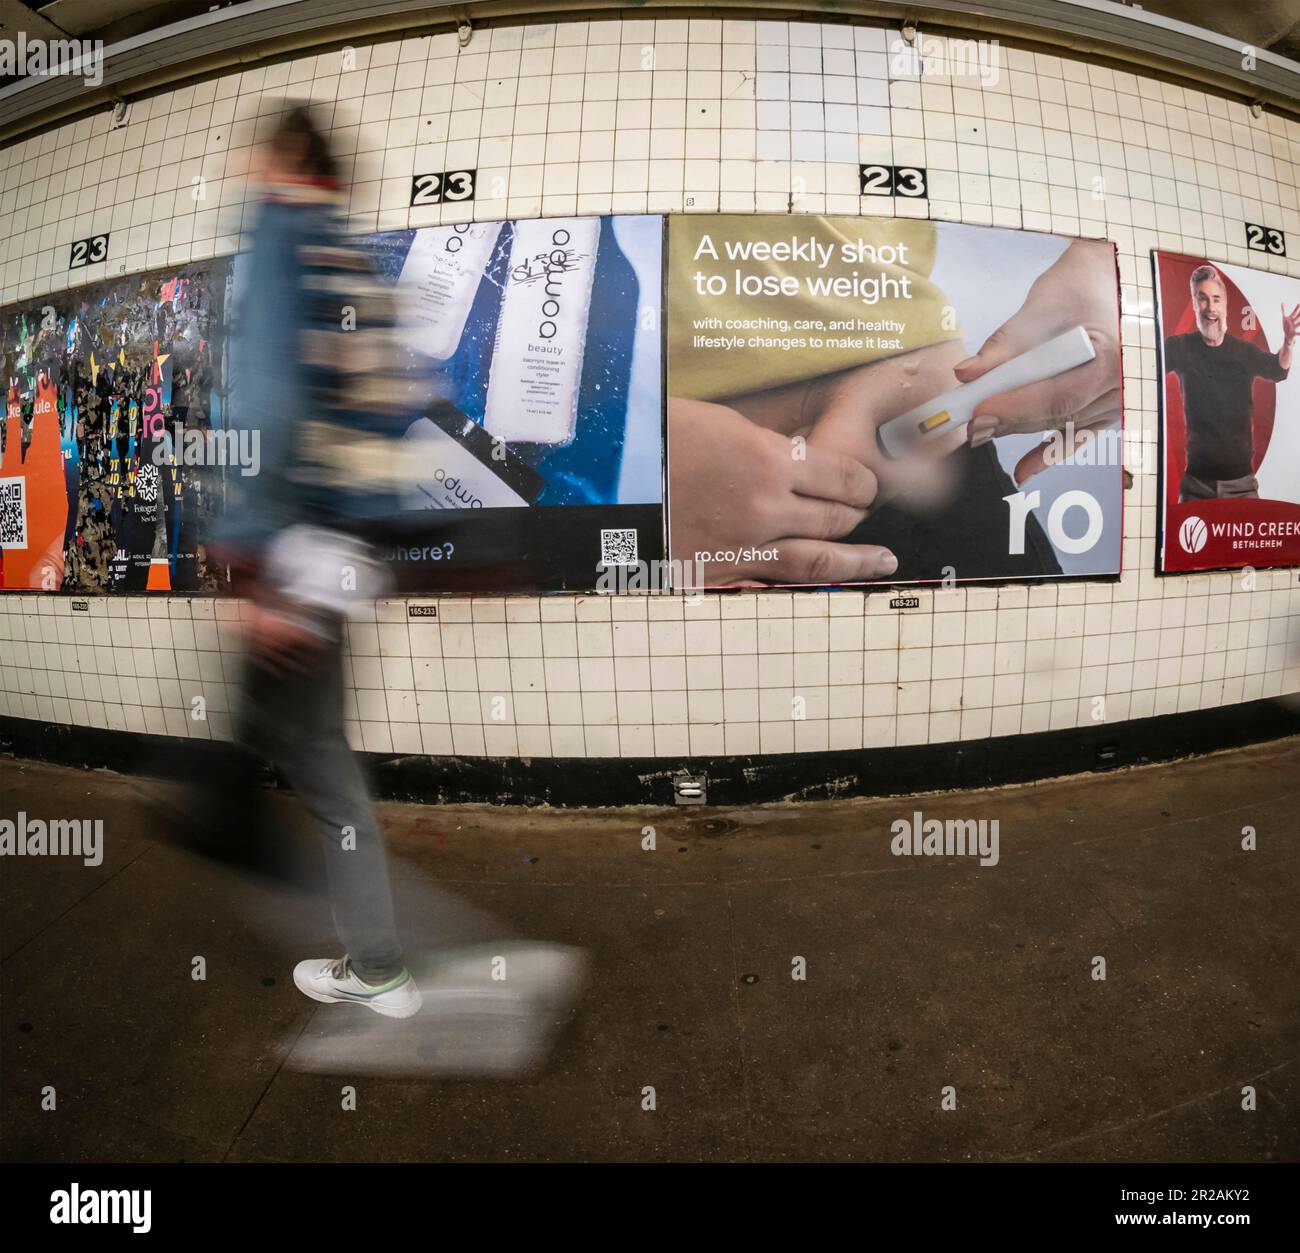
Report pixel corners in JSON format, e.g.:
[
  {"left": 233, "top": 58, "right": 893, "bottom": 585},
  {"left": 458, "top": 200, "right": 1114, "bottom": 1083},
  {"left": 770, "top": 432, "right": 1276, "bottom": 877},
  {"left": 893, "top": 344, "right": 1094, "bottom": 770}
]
[
  {"left": 0, "top": 813, "right": 103, "bottom": 866},
  {"left": 1179, "top": 515, "right": 1209, "bottom": 554},
  {"left": 0, "top": 35, "right": 105, "bottom": 87},
  {"left": 890, "top": 810, "right": 1000, "bottom": 867},
  {"left": 50, "top": 1184, "right": 151, "bottom": 1233}
]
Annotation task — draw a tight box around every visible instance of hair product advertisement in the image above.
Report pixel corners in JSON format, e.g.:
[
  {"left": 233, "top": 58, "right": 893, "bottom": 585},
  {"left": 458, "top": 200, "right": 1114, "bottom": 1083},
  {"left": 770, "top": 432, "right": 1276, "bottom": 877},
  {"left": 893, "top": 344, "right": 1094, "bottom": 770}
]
[
  {"left": 1, "top": 213, "right": 1136, "bottom": 599},
  {"left": 664, "top": 214, "right": 1124, "bottom": 590},
  {"left": 1153, "top": 250, "right": 1300, "bottom": 573},
  {"left": 366, "top": 214, "right": 664, "bottom": 593}
]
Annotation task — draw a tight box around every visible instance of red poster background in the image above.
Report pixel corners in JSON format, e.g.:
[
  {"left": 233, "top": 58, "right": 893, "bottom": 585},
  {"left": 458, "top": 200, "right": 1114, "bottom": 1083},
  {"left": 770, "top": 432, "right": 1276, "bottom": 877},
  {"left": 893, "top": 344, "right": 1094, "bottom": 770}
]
[{"left": 1156, "top": 250, "right": 1300, "bottom": 572}]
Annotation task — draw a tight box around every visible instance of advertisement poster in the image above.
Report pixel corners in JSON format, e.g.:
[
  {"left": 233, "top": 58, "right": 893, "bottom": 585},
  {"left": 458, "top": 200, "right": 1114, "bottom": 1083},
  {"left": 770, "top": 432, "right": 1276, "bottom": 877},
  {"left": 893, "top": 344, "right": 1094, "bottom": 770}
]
[
  {"left": 358, "top": 213, "right": 664, "bottom": 592},
  {"left": 0, "top": 265, "right": 228, "bottom": 592},
  {"left": 1153, "top": 251, "right": 1300, "bottom": 572},
  {"left": 665, "top": 215, "right": 1123, "bottom": 589}
]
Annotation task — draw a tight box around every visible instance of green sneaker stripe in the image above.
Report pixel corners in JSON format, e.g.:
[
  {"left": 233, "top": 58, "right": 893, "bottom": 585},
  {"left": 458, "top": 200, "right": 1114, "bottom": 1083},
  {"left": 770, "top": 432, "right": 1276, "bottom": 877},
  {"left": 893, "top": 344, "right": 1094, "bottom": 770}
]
[{"left": 353, "top": 969, "right": 409, "bottom": 995}]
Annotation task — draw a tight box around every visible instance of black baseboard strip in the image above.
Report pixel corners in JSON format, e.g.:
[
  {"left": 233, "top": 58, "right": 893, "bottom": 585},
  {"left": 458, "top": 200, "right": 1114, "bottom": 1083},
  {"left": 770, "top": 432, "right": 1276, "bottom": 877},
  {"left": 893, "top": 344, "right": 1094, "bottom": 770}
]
[{"left": 2, "top": 698, "right": 1298, "bottom": 806}]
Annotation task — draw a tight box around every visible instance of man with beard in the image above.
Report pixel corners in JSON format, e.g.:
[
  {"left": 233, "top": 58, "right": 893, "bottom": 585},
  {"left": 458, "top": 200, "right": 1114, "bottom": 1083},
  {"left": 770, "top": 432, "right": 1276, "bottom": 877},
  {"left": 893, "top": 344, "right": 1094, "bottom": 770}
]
[{"left": 1163, "top": 264, "right": 1300, "bottom": 501}]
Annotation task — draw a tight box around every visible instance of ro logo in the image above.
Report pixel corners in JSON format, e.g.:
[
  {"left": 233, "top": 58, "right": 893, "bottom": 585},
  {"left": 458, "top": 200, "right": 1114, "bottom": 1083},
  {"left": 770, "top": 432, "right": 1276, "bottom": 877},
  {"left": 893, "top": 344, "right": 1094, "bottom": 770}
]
[{"left": 1004, "top": 489, "right": 1103, "bottom": 556}]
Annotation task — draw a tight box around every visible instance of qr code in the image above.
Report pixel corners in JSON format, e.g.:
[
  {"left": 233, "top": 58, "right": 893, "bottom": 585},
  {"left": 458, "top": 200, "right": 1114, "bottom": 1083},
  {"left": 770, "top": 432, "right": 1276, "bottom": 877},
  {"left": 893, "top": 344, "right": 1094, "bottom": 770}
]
[
  {"left": 0, "top": 477, "right": 26, "bottom": 550},
  {"left": 600, "top": 527, "right": 638, "bottom": 567}
]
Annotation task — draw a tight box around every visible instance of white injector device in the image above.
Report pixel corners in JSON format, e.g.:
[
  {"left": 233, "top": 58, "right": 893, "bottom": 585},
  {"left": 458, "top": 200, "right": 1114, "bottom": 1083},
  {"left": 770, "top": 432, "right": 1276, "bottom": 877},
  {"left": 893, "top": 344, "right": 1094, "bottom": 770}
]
[{"left": 877, "top": 325, "right": 1097, "bottom": 459}]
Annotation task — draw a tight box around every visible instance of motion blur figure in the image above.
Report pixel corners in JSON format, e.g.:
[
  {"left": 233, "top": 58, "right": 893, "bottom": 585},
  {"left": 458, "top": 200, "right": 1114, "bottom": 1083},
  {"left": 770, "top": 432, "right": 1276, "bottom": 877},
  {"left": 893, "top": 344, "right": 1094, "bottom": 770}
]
[
  {"left": 175, "top": 104, "right": 587, "bottom": 1068},
  {"left": 212, "top": 104, "right": 420, "bottom": 1018}
]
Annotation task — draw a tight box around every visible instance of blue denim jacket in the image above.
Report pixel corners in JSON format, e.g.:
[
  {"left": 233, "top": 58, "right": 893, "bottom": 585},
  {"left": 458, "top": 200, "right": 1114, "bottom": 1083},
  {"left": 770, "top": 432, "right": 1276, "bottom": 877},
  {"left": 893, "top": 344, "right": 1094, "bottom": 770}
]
[
  {"left": 218, "top": 186, "right": 414, "bottom": 627},
  {"left": 220, "top": 188, "right": 414, "bottom": 542}
]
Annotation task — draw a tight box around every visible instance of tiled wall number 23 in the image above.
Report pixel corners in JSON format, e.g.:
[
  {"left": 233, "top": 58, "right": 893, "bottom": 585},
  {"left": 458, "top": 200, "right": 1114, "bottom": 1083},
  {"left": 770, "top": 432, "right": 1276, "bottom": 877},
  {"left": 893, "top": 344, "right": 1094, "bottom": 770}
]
[
  {"left": 1245, "top": 223, "right": 1286, "bottom": 256},
  {"left": 69, "top": 234, "right": 109, "bottom": 269},
  {"left": 859, "top": 164, "right": 928, "bottom": 198},
  {"left": 410, "top": 169, "right": 477, "bottom": 207}
]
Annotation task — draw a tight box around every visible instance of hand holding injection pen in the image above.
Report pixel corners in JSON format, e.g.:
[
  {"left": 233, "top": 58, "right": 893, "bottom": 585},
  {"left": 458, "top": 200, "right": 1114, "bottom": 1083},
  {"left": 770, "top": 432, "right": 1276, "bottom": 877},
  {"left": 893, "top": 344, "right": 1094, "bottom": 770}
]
[
  {"left": 877, "top": 326, "right": 1098, "bottom": 459},
  {"left": 953, "top": 239, "right": 1122, "bottom": 447}
]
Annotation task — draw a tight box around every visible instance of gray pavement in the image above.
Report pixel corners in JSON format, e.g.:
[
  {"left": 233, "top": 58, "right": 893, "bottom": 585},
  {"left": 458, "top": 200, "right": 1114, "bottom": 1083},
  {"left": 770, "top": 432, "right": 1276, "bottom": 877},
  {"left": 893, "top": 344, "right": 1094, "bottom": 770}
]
[{"left": 1, "top": 739, "right": 1296, "bottom": 1162}]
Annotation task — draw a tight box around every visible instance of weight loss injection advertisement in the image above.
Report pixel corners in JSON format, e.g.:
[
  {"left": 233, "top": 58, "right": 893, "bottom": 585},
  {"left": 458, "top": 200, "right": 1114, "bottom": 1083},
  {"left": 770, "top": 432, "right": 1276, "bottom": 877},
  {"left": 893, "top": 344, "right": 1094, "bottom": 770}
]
[
  {"left": 665, "top": 215, "right": 1124, "bottom": 589},
  {"left": 364, "top": 215, "right": 664, "bottom": 592}
]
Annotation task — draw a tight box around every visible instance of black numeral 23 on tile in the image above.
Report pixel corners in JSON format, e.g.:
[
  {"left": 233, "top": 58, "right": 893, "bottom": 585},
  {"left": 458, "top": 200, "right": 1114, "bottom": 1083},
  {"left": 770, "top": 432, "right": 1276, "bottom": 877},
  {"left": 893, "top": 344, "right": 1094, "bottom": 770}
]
[
  {"left": 1245, "top": 223, "right": 1286, "bottom": 256},
  {"left": 410, "top": 170, "right": 477, "bottom": 207},
  {"left": 69, "top": 234, "right": 109, "bottom": 268},
  {"left": 859, "top": 165, "right": 927, "bottom": 198}
]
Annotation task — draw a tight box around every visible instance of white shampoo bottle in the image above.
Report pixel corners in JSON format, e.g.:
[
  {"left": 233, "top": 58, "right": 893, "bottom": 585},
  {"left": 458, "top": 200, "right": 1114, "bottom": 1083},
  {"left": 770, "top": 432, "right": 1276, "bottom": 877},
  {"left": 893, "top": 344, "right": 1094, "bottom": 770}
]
[
  {"left": 397, "top": 222, "right": 502, "bottom": 360},
  {"left": 484, "top": 217, "right": 600, "bottom": 444}
]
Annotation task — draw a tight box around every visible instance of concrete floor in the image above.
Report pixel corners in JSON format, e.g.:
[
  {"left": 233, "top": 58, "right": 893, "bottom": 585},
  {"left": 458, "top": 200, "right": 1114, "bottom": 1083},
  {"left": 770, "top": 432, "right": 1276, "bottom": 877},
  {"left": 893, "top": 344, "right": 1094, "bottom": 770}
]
[{"left": 1, "top": 738, "right": 1297, "bottom": 1163}]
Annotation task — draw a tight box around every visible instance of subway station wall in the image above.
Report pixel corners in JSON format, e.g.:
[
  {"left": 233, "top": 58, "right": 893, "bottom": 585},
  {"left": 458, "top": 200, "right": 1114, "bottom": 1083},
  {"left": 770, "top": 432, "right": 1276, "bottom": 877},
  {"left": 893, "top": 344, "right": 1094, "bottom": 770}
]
[{"left": 1, "top": 17, "right": 1299, "bottom": 768}]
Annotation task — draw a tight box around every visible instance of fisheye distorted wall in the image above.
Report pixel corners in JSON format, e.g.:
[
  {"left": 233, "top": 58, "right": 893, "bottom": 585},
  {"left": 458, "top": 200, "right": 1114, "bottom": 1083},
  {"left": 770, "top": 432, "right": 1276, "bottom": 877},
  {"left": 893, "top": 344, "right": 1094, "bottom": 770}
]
[{"left": 0, "top": 17, "right": 1298, "bottom": 762}]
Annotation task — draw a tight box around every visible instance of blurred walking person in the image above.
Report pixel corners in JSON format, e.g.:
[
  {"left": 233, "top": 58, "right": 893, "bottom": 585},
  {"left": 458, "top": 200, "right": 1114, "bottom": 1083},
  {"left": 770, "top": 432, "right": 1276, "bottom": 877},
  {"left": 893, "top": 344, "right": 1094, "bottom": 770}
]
[{"left": 212, "top": 103, "right": 421, "bottom": 1018}]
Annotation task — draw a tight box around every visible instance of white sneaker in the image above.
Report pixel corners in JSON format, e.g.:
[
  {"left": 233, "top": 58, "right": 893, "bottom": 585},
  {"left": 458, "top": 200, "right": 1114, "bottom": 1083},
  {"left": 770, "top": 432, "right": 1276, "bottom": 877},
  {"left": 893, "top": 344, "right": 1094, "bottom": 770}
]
[
  {"left": 286, "top": 942, "right": 589, "bottom": 1077},
  {"left": 293, "top": 957, "right": 423, "bottom": 1019}
]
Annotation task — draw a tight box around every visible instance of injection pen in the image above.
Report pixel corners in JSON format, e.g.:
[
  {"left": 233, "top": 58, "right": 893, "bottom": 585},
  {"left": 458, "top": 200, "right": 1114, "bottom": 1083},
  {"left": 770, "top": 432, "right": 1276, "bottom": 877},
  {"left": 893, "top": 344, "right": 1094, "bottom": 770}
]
[{"left": 877, "top": 325, "right": 1097, "bottom": 459}]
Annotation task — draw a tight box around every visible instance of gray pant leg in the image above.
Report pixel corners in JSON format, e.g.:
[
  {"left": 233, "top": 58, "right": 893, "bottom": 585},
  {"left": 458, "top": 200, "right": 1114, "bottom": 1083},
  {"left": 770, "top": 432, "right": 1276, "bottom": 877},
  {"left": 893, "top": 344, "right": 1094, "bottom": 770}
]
[
  {"left": 238, "top": 640, "right": 405, "bottom": 983},
  {"left": 1217, "top": 472, "right": 1259, "bottom": 499},
  {"left": 1178, "top": 472, "right": 1215, "bottom": 502},
  {"left": 1180, "top": 471, "right": 1260, "bottom": 501}
]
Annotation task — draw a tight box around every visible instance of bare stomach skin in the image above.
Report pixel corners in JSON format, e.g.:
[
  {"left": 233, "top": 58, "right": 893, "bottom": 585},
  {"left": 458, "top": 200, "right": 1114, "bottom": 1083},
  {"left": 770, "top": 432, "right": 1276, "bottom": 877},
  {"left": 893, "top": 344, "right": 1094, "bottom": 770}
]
[{"left": 723, "top": 339, "right": 972, "bottom": 512}]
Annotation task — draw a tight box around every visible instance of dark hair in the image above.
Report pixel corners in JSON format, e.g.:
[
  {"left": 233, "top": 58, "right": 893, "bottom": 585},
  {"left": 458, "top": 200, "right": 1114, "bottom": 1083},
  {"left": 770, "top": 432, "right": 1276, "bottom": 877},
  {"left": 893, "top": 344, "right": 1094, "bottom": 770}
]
[{"left": 271, "top": 102, "right": 339, "bottom": 182}]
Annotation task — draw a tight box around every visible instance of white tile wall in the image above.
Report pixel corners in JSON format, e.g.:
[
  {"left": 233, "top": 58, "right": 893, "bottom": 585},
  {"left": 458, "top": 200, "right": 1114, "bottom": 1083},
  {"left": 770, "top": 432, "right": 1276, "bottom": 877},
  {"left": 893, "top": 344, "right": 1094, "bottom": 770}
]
[{"left": 2, "top": 17, "right": 1299, "bottom": 759}]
